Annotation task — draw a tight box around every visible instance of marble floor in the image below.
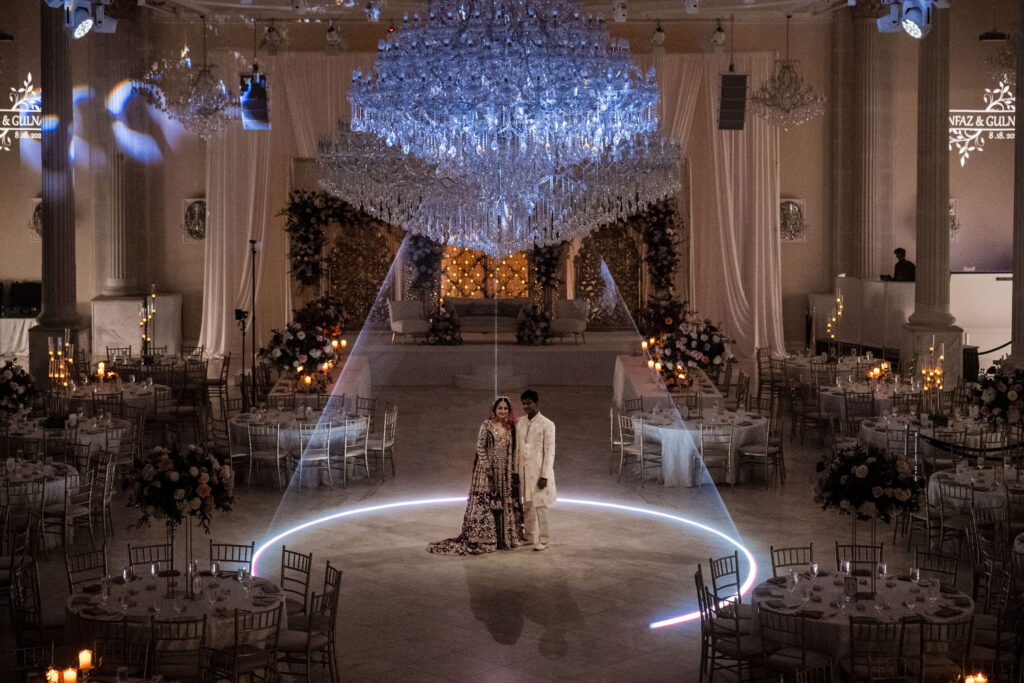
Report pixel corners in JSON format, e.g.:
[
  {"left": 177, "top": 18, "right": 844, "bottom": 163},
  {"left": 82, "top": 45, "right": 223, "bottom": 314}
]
[{"left": 24, "top": 381, "right": 926, "bottom": 682}]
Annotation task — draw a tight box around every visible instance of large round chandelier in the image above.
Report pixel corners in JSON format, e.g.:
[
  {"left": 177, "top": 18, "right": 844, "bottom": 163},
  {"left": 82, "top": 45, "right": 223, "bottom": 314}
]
[
  {"left": 318, "top": 121, "right": 680, "bottom": 256},
  {"left": 346, "top": 0, "right": 673, "bottom": 254}
]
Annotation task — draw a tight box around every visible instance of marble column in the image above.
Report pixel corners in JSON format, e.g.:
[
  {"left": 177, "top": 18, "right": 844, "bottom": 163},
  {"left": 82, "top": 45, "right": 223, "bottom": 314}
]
[
  {"left": 29, "top": 4, "right": 81, "bottom": 386},
  {"left": 1005, "top": 0, "right": 1024, "bottom": 370},
  {"left": 903, "top": 8, "right": 963, "bottom": 382},
  {"left": 100, "top": 151, "right": 143, "bottom": 296}
]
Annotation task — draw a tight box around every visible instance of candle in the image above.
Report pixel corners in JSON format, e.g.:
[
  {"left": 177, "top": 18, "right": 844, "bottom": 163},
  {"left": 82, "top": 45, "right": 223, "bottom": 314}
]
[
  {"left": 647, "top": 360, "right": 655, "bottom": 370},
  {"left": 931, "top": 334, "right": 936, "bottom": 349},
  {"left": 340, "top": 339, "right": 347, "bottom": 348},
  {"left": 941, "top": 342, "right": 945, "bottom": 357},
  {"left": 303, "top": 375, "right": 313, "bottom": 386},
  {"left": 46, "top": 668, "right": 59, "bottom": 683},
  {"left": 63, "top": 669, "right": 77, "bottom": 683},
  {"left": 78, "top": 650, "right": 92, "bottom": 670},
  {"left": 151, "top": 283, "right": 157, "bottom": 296},
  {"left": 649, "top": 337, "right": 655, "bottom": 346},
  {"left": 97, "top": 361, "right": 105, "bottom": 378},
  {"left": 641, "top": 341, "right": 648, "bottom": 351},
  {"left": 654, "top": 362, "right": 662, "bottom": 372},
  {"left": 331, "top": 339, "right": 339, "bottom": 349}
]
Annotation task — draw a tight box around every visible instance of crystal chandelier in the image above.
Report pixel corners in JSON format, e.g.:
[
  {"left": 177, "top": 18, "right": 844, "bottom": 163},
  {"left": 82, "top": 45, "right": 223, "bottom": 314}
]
[
  {"left": 318, "top": 121, "right": 680, "bottom": 256},
  {"left": 749, "top": 16, "right": 825, "bottom": 131},
  {"left": 136, "top": 19, "right": 236, "bottom": 139},
  {"left": 346, "top": 0, "right": 669, "bottom": 253}
]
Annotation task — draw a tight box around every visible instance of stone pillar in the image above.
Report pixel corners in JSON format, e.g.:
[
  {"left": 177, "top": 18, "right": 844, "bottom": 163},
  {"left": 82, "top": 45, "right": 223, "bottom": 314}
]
[
  {"left": 29, "top": 4, "right": 81, "bottom": 386},
  {"left": 100, "top": 151, "right": 143, "bottom": 295},
  {"left": 1005, "top": 0, "right": 1024, "bottom": 370},
  {"left": 903, "top": 8, "right": 963, "bottom": 382}
]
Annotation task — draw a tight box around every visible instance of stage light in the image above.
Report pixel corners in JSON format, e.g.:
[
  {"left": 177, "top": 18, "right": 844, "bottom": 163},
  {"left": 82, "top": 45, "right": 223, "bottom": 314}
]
[
  {"left": 685, "top": 0, "right": 698, "bottom": 13},
  {"left": 612, "top": 0, "right": 627, "bottom": 23},
  {"left": 876, "top": 3, "right": 901, "bottom": 33},
  {"left": 900, "top": 0, "right": 931, "bottom": 39},
  {"left": 325, "top": 19, "right": 346, "bottom": 52},
  {"left": 92, "top": 4, "right": 117, "bottom": 34},
  {"left": 65, "top": 0, "right": 94, "bottom": 39},
  {"left": 240, "top": 64, "right": 270, "bottom": 130}
]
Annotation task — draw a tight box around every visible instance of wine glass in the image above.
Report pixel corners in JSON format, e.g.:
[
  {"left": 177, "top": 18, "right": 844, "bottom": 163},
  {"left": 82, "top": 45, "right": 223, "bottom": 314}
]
[
  {"left": 211, "top": 562, "right": 219, "bottom": 578},
  {"left": 876, "top": 562, "right": 887, "bottom": 582},
  {"left": 150, "top": 563, "right": 158, "bottom": 582},
  {"left": 173, "top": 595, "right": 184, "bottom": 616},
  {"left": 809, "top": 563, "right": 819, "bottom": 582},
  {"left": 206, "top": 582, "right": 218, "bottom": 610},
  {"left": 841, "top": 560, "right": 852, "bottom": 576},
  {"left": 236, "top": 568, "right": 245, "bottom": 583},
  {"left": 118, "top": 591, "right": 129, "bottom": 613},
  {"left": 101, "top": 575, "right": 111, "bottom": 605},
  {"left": 909, "top": 567, "right": 921, "bottom": 585}
]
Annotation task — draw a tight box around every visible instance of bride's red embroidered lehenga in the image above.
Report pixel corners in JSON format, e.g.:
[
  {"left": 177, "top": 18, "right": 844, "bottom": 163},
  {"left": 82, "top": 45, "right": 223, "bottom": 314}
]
[{"left": 428, "top": 420, "right": 525, "bottom": 555}]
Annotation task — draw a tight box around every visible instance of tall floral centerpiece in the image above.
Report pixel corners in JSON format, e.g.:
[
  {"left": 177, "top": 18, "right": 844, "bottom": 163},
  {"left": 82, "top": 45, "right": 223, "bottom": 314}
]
[
  {"left": 641, "top": 298, "right": 733, "bottom": 390},
  {"left": 260, "top": 318, "right": 339, "bottom": 391},
  {"left": 969, "top": 360, "right": 1024, "bottom": 426},
  {"left": 128, "top": 445, "right": 234, "bottom": 592},
  {"left": 0, "top": 359, "right": 36, "bottom": 417},
  {"left": 813, "top": 444, "right": 921, "bottom": 595}
]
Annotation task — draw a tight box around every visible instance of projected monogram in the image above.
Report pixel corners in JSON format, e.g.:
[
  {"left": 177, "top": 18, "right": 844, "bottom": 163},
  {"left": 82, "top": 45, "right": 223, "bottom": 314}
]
[
  {"left": 949, "top": 81, "right": 1015, "bottom": 167},
  {"left": 0, "top": 73, "right": 41, "bottom": 152}
]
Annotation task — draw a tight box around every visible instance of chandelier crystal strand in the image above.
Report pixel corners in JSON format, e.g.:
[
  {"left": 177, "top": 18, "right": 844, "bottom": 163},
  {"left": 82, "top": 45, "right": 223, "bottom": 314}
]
[
  {"left": 136, "top": 19, "right": 237, "bottom": 139},
  {"left": 749, "top": 16, "right": 825, "bottom": 131},
  {"left": 318, "top": 122, "right": 681, "bottom": 256}
]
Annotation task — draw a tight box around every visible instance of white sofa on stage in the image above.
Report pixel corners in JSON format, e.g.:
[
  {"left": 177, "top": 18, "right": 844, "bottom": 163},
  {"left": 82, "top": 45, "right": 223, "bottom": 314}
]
[{"left": 445, "top": 297, "right": 529, "bottom": 334}]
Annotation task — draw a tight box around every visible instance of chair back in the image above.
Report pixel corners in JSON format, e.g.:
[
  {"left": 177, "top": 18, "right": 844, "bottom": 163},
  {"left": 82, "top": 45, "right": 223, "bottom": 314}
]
[
  {"left": 757, "top": 606, "right": 808, "bottom": 662},
  {"left": 708, "top": 550, "right": 743, "bottom": 607},
  {"left": 770, "top": 543, "right": 814, "bottom": 578},
  {"left": 77, "top": 614, "right": 126, "bottom": 651},
  {"left": 843, "top": 391, "right": 875, "bottom": 420},
  {"left": 281, "top": 545, "right": 313, "bottom": 614},
  {"left": 699, "top": 424, "right": 733, "bottom": 460},
  {"left": 733, "top": 372, "right": 750, "bottom": 410},
  {"left": 127, "top": 542, "right": 174, "bottom": 573},
  {"left": 834, "top": 540, "right": 883, "bottom": 574},
  {"left": 847, "top": 617, "right": 904, "bottom": 680},
  {"left": 388, "top": 299, "right": 424, "bottom": 324},
  {"left": 892, "top": 391, "right": 922, "bottom": 415},
  {"left": 912, "top": 549, "right": 958, "bottom": 585},
  {"left": 106, "top": 346, "right": 132, "bottom": 361},
  {"left": 66, "top": 546, "right": 107, "bottom": 593},
  {"left": 210, "top": 540, "right": 255, "bottom": 573},
  {"left": 344, "top": 416, "right": 369, "bottom": 455},
  {"left": 622, "top": 397, "right": 643, "bottom": 414},
  {"left": 248, "top": 423, "right": 280, "bottom": 457},
  {"left": 151, "top": 615, "right": 206, "bottom": 678},
  {"left": 299, "top": 422, "right": 330, "bottom": 460},
  {"left": 234, "top": 604, "right": 282, "bottom": 650},
  {"left": 885, "top": 426, "right": 908, "bottom": 457},
  {"left": 921, "top": 618, "right": 973, "bottom": 680},
  {"left": 323, "top": 560, "right": 342, "bottom": 604},
  {"left": 267, "top": 394, "right": 296, "bottom": 410}
]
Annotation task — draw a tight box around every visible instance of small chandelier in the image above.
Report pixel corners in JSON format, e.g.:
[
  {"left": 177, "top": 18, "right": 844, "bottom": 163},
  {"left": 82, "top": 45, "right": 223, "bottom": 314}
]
[
  {"left": 749, "top": 16, "right": 825, "bottom": 131},
  {"left": 136, "top": 18, "right": 236, "bottom": 139}
]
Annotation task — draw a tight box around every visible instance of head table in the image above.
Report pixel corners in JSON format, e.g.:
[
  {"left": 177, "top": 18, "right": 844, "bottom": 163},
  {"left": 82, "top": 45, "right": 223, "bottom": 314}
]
[
  {"left": 635, "top": 408, "right": 767, "bottom": 487},
  {"left": 66, "top": 573, "right": 287, "bottom": 650},
  {"left": 751, "top": 570, "right": 974, "bottom": 660},
  {"left": 612, "top": 355, "right": 723, "bottom": 412}
]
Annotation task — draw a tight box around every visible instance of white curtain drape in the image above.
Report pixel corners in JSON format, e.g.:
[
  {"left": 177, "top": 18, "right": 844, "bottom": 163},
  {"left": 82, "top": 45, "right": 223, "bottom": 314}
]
[{"left": 691, "top": 53, "right": 785, "bottom": 359}]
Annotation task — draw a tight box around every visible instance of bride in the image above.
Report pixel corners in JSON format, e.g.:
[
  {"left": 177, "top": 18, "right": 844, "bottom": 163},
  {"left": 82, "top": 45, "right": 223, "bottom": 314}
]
[{"left": 428, "top": 396, "right": 525, "bottom": 555}]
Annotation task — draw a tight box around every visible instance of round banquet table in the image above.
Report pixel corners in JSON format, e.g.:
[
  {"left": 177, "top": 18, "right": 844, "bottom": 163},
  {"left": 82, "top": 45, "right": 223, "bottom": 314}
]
[
  {"left": 638, "top": 409, "right": 767, "bottom": 487},
  {"left": 69, "top": 381, "right": 171, "bottom": 417},
  {"left": 927, "top": 467, "right": 1023, "bottom": 512},
  {"left": 1, "top": 458, "right": 77, "bottom": 507},
  {"left": 7, "top": 416, "right": 128, "bottom": 456},
  {"left": 819, "top": 384, "right": 902, "bottom": 419},
  {"left": 751, "top": 571, "right": 974, "bottom": 660},
  {"left": 860, "top": 417, "right": 1007, "bottom": 466},
  {"left": 66, "top": 574, "right": 287, "bottom": 650}
]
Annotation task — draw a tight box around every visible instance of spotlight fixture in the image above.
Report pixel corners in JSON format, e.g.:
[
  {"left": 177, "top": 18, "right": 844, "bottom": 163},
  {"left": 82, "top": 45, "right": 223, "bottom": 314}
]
[
  {"left": 899, "top": 0, "right": 931, "bottom": 39},
  {"left": 91, "top": 4, "right": 117, "bottom": 34},
  {"left": 612, "top": 0, "right": 627, "bottom": 23},
  {"left": 0, "top": 28, "right": 13, "bottom": 41},
  {"left": 710, "top": 20, "right": 726, "bottom": 53},
  {"left": 365, "top": 2, "right": 380, "bottom": 21},
  {"left": 325, "top": 19, "right": 346, "bottom": 52},
  {"left": 65, "top": 0, "right": 94, "bottom": 38},
  {"left": 649, "top": 21, "right": 665, "bottom": 54},
  {"left": 240, "top": 63, "right": 270, "bottom": 130},
  {"left": 685, "top": 0, "right": 699, "bottom": 13},
  {"left": 260, "top": 22, "right": 283, "bottom": 55}
]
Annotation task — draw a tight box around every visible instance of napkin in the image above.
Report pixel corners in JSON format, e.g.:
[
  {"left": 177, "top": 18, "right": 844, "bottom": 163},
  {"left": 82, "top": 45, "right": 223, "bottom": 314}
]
[
  {"left": 158, "top": 570, "right": 181, "bottom": 578},
  {"left": 932, "top": 607, "right": 962, "bottom": 618},
  {"left": 257, "top": 583, "right": 282, "bottom": 595},
  {"left": 797, "top": 609, "right": 825, "bottom": 619},
  {"left": 737, "top": 421, "right": 753, "bottom": 427},
  {"left": 766, "top": 577, "right": 787, "bottom": 587}
]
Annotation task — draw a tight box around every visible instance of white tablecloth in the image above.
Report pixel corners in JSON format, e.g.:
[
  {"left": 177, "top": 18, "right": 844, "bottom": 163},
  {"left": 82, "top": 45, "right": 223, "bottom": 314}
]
[
  {"left": 819, "top": 385, "right": 898, "bottom": 419},
  {"left": 0, "top": 318, "right": 33, "bottom": 358},
  {"left": 8, "top": 417, "right": 127, "bottom": 456},
  {"left": 70, "top": 382, "right": 172, "bottom": 418},
  {"left": 751, "top": 573, "right": 974, "bottom": 660},
  {"left": 927, "top": 468, "right": 1022, "bottom": 511},
  {"left": 639, "top": 409, "right": 766, "bottom": 487},
  {"left": 612, "top": 355, "right": 721, "bottom": 411},
  {"left": 1, "top": 459, "right": 77, "bottom": 507},
  {"left": 66, "top": 575, "right": 287, "bottom": 650}
]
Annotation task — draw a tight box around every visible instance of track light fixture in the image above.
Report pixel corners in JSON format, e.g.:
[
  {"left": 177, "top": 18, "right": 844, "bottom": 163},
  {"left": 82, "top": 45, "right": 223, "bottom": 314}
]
[
  {"left": 876, "top": 0, "right": 951, "bottom": 40},
  {"left": 66, "top": 0, "right": 94, "bottom": 38}
]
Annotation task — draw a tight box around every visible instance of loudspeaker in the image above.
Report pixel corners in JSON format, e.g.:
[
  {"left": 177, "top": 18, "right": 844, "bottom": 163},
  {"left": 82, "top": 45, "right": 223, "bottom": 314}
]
[{"left": 718, "top": 74, "right": 747, "bottom": 130}]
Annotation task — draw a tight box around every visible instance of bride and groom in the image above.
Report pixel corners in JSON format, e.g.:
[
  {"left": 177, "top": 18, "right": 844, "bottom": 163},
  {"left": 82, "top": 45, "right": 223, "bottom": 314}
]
[{"left": 428, "top": 390, "right": 556, "bottom": 556}]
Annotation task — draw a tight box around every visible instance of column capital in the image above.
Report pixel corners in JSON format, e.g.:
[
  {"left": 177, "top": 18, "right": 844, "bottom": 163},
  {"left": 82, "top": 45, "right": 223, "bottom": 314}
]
[{"left": 853, "top": 1, "right": 889, "bottom": 20}]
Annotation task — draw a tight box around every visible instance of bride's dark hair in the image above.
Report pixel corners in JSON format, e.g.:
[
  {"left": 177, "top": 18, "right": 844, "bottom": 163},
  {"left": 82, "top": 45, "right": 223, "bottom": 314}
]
[{"left": 489, "top": 396, "right": 517, "bottom": 431}]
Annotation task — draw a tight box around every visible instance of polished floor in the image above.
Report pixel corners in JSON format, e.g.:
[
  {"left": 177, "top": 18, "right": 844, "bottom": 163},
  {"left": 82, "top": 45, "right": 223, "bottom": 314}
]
[{"left": 27, "top": 381, "right": 925, "bottom": 682}]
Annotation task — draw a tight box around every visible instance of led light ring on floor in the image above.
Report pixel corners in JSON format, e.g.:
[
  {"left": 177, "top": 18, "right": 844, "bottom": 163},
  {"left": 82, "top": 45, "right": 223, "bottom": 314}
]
[{"left": 252, "top": 496, "right": 757, "bottom": 629}]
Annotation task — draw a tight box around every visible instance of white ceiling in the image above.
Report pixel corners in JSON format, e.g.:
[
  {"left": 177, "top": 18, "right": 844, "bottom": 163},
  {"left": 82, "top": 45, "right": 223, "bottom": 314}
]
[{"left": 148, "top": 0, "right": 848, "bottom": 23}]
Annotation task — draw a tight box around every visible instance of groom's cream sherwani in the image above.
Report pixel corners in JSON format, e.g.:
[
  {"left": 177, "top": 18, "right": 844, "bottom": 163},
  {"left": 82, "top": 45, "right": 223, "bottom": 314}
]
[{"left": 516, "top": 413, "right": 556, "bottom": 545}]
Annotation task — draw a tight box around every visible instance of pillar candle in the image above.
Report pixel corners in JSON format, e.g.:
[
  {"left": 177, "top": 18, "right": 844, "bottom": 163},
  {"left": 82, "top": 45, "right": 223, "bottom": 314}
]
[
  {"left": 78, "top": 650, "right": 92, "bottom": 670},
  {"left": 45, "top": 668, "right": 59, "bottom": 683},
  {"left": 63, "top": 669, "right": 77, "bottom": 683}
]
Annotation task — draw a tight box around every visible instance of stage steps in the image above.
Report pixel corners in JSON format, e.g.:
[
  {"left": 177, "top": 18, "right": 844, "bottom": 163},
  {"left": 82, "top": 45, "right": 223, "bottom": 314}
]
[{"left": 454, "top": 363, "right": 528, "bottom": 390}]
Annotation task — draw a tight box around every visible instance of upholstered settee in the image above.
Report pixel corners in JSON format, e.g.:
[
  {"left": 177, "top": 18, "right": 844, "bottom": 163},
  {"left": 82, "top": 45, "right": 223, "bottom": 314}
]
[
  {"left": 445, "top": 297, "right": 529, "bottom": 334},
  {"left": 387, "top": 299, "right": 431, "bottom": 342},
  {"left": 548, "top": 299, "right": 590, "bottom": 344}
]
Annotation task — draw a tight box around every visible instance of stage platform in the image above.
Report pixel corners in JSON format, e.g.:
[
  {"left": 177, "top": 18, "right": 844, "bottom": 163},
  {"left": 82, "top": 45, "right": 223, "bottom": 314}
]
[{"left": 352, "top": 331, "right": 638, "bottom": 387}]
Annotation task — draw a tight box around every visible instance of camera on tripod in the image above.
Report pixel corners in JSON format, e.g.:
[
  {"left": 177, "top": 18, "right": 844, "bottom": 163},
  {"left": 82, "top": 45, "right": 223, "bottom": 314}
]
[{"left": 234, "top": 308, "right": 249, "bottom": 321}]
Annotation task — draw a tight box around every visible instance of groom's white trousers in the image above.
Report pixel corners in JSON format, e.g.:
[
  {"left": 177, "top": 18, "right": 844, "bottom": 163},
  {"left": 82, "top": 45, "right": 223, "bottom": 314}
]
[{"left": 524, "top": 502, "right": 549, "bottom": 545}]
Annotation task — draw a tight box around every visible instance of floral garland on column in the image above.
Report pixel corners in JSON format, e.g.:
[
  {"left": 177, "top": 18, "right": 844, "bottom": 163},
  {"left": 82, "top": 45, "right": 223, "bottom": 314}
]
[
  {"left": 403, "top": 235, "right": 462, "bottom": 345},
  {"left": 639, "top": 199, "right": 681, "bottom": 295}
]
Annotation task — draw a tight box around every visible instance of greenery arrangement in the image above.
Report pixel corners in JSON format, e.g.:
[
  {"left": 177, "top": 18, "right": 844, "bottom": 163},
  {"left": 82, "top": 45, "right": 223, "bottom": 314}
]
[
  {"left": 970, "top": 360, "right": 1024, "bottom": 425},
  {"left": 406, "top": 234, "right": 446, "bottom": 302},
  {"left": 0, "top": 359, "right": 36, "bottom": 416},
  {"left": 516, "top": 304, "right": 551, "bottom": 345},
  {"left": 813, "top": 444, "right": 921, "bottom": 524},
  {"left": 293, "top": 295, "right": 347, "bottom": 339},
  {"left": 426, "top": 304, "right": 462, "bottom": 345},
  {"left": 644, "top": 301, "right": 733, "bottom": 380},
  {"left": 127, "top": 444, "right": 234, "bottom": 533},
  {"left": 639, "top": 199, "right": 680, "bottom": 294}
]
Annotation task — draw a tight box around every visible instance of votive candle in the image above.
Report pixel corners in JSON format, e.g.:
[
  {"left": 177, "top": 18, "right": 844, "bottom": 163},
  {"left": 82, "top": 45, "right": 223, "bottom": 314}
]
[
  {"left": 45, "top": 668, "right": 59, "bottom": 683},
  {"left": 641, "top": 341, "right": 648, "bottom": 351},
  {"left": 63, "top": 669, "right": 77, "bottom": 683},
  {"left": 78, "top": 650, "right": 92, "bottom": 670},
  {"left": 647, "top": 360, "right": 655, "bottom": 369}
]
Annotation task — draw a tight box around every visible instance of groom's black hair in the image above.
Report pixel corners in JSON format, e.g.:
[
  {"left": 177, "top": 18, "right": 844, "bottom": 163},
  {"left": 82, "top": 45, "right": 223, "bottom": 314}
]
[{"left": 520, "top": 389, "right": 539, "bottom": 402}]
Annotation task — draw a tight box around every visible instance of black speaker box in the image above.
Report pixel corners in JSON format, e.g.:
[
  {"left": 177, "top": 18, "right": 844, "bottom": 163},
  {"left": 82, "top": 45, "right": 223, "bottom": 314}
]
[{"left": 718, "top": 74, "right": 747, "bottom": 131}]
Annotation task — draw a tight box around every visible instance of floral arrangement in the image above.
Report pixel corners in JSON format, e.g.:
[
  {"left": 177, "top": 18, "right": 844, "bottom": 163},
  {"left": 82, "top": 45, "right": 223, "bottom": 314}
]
[
  {"left": 426, "top": 304, "right": 462, "bottom": 345},
  {"left": 516, "top": 304, "right": 551, "bottom": 345},
  {"left": 293, "top": 295, "right": 347, "bottom": 339},
  {"left": 127, "top": 444, "right": 234, "bottom": 533},
  {"left": 969, "top": 360, "right": 1024, "bottom": 425},
  {"left": 639, "top": 199, "right": 680, "bottom": 294},
  {"left": 405, "top": 234, "right": 446, "bottom": 305},
  {"left": 0, "top": 359, "right": 36, "bottom": 416},
  {"left": 260, "top": 320, "right": 337, "bottom": 376},
  {"left": 645, "top": 301, "right": 733, "bottom": 378},
  {"left": 638, "top": 296, "right": 688, "bottom": 339},
  {"left": 531, "top": 243, "right": 564, "bottom": 310},
  {"left": 813, "top": 444, "right": 921, "bottom": 524}
]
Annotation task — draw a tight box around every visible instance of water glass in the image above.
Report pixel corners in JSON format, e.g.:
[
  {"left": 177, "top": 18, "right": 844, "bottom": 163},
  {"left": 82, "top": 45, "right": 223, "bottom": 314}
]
[
  {"left": 876, "top": 562, "right": 887, "bottom": 581},
  {"left": 119, "top": 591, "right": 129, "bottom": 613},
  {"left": 909, "top": 567, "right": 921, "bottom": 585},
  {"left": 101, "top": 575, "right": 111, "bottom": 604},
  {"left": 237, "top": 568, "right": 245, "bottom": 583},
  {"left": 809, "top": 563, "right": 819, "bottom": 580},
  {"left": 122, "top": 567, "right": 129, "bottom": 583},
  {"left": 841, "top": 560, "right": 852, "bottom": 575},
  {"left": 206, "top": 582, "right": 218, "bottom": 609},
  {"left": 150, "top": 563, "right": 158, "bottom": 581},
  {"left": 173, "top": 595, "right": 184, "bottom": 616},
  {"left": 211, "top": 562, "right": 219, "bottom": 577}
]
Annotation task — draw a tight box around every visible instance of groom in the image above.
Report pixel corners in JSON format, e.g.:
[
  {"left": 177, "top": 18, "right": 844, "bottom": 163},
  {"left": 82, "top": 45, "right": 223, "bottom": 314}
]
[{"left": 517, "top": 389, "right": 556, "bottom": 551}]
